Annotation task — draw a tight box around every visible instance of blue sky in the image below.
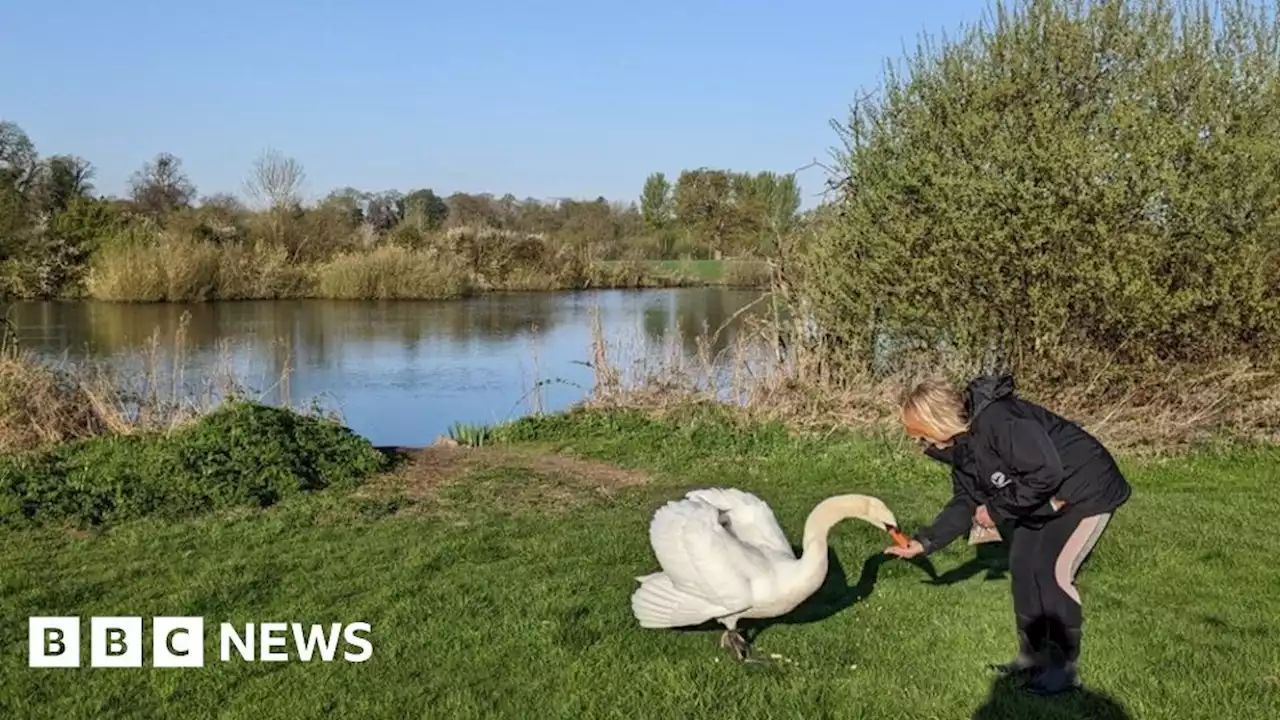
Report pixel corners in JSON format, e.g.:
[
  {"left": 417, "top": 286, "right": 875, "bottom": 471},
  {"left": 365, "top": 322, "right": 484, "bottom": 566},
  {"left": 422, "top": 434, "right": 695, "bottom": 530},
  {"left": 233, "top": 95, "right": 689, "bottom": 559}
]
[{"left": 2, "top": 0, "right": 992, "bottom": 209}]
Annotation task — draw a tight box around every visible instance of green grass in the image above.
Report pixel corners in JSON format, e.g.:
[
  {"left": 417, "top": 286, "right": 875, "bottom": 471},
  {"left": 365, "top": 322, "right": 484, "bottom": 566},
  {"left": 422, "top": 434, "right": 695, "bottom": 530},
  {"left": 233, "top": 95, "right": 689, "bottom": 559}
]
[
  {"left": 594, "top": 258, "right": 770, "bottom": 287},
  {"left": 0, "top": 402, "right": 389, "bottom": 528},
  {"left": 2, "top": 408, "right": 1278, "bottom": 718},
  {"left": 649, "top": 259, "right": 727, "bottom": 281}
]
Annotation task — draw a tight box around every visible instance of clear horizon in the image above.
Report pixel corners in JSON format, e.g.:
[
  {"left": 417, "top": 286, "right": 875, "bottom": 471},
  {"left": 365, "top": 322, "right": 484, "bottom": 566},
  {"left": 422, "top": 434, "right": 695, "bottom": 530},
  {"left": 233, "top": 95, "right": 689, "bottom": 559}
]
[{"left": 2, "top": 0, "right": 990, "bottom": 209}]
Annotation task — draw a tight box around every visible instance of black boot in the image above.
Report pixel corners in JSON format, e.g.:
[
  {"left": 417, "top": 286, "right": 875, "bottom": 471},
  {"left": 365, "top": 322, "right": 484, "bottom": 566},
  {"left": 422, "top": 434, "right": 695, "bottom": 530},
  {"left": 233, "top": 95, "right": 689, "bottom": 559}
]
[
  {"left": 990, "top": 621, "right": 1040, "bottom": 676},
  {"left": 992, "top": 654, "right": 1038, "bottom": 676},
  {"left": 1025, "top": 628, "right": 1083, "bottom": 695},
  {"left": 1026, "top": 661, "right": 1082, "bottom": 695}
]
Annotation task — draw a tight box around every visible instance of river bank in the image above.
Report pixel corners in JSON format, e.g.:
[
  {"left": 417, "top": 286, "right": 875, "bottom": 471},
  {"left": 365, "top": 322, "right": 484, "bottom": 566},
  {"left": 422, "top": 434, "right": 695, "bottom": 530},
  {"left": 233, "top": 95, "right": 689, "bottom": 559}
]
[
  {"left": 3, "top": 291, "right": 1277, "bottom": 718},
  {"left": 6, "top": 283, "right": 1279, "bottom": 454},
  {"left": 0, "top": 287, "right": 773, "bottom": 450},
  {"left": 36, "top": 247, "right": 770, "bottom": 303},
  {"left": 2, "top": 405, "right": 1276, "bottom": 719}
]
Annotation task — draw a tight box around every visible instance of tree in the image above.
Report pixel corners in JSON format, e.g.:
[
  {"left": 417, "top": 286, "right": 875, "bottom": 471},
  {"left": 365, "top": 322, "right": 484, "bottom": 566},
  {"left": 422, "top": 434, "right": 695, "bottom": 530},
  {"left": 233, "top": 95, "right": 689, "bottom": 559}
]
[
  {"left": 753, "top": 171, "right": 801, "bottom": 255},
  {"left": 241, "top": 148, "right": 307, "bottom": 255},
  {"left": 803, "top": 0, "right": 1280, "bottom": 378},
  {"left": 444, "top": 192, "right": 500, "bottom": 229},
  {"left": 244, "top": 148, "right": 305, "bottom": 211},
  {"left": 322, "top": 187, "right": 367, "bottom": 226},
  {"left": 364, "top": 191, "right": 405, "bottom": 231},
  {"left": 766, "top": 173, "right": 801, "bottom": 238},
  {"left": 0, "top": 121, "right": 40, "bottom": 256},
  {"left": 673, "top": 168, "right": 736, "bottom": 258},
  {"left": 128, "top": 152, "right": 196, "bottom": 219},
  {"left": 640, "top": 172, "right": 673, "bottom": 231},
  {"left": 35, "top": 155, "right": 95, "bottom": 216},
  {"left": 404, "top": 188, "right": 449, "bottom": 230}
]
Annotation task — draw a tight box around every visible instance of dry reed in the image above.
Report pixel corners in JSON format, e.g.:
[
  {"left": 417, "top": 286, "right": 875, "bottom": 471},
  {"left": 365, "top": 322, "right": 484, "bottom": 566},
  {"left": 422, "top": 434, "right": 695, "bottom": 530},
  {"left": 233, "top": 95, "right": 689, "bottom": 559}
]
[
  {"left": 86, "top": 234, "right": 310, "bottom": 302},
  {"left": 82, "top": 226, "right": 726, "bottom": 303},
  {"left": 578, "top": 297, "right": 1280, "bottom": 454},
  {"left": 0, "top": 313, "right": 298, "bottom": 453},
  {"left": 315, "top": 245, "right": 474, "bottom": 300}
]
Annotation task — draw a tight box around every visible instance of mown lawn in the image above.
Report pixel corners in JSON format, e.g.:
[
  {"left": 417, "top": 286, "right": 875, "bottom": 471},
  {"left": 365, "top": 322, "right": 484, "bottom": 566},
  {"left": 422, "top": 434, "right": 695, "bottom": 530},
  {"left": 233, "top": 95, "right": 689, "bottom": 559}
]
[{"left": 2, "top": 409, "right": 1278, "bottom": 719}]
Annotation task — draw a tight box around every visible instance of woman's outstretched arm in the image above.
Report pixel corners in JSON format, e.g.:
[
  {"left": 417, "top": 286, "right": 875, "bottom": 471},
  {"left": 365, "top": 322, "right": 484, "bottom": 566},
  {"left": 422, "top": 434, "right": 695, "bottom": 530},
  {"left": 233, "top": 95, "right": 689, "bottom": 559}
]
[{"left": 915, "top": 469, "right": 979, "bottom": 555}]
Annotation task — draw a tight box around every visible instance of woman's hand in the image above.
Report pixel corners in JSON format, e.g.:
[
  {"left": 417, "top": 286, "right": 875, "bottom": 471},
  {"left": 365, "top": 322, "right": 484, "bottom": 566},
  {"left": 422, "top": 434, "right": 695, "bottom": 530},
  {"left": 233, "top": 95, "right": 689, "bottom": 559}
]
[
  {"left": 974, "top": 505, "right": 995, "bottom": 528},
  {"left": 884, "top": 539, "right": 925, "bottom": 559}
]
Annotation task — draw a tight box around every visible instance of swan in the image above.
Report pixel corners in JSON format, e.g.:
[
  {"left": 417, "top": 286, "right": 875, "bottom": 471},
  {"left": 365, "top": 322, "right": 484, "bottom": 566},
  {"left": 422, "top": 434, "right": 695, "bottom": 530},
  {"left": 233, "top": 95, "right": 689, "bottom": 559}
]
[{"left": 630, "top": 487, "right": 908, "bottom": 660}]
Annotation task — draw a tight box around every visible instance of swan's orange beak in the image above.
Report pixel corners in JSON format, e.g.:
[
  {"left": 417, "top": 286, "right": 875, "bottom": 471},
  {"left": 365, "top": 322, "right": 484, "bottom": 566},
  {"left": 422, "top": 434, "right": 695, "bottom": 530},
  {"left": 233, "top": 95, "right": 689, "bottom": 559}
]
[{"left": 888, "top": 526, "right": 910, "bottom": 549}]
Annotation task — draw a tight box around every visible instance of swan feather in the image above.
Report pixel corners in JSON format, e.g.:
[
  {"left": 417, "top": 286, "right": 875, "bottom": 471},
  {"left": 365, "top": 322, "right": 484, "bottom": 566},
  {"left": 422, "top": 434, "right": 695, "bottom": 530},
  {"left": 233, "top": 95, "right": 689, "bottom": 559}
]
[
  {"left": 646, "top": 496, "right": 771, "bottom": 613},
  {"left": 683, "top": 487, "right": 795, "bottom": 560}
]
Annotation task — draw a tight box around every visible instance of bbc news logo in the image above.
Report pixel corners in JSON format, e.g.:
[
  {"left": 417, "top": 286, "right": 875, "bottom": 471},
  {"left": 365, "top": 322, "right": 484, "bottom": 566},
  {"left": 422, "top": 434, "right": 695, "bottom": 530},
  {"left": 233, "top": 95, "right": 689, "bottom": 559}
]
[{"left": 28, "top": 617, "right": 372, "bottom": 668}]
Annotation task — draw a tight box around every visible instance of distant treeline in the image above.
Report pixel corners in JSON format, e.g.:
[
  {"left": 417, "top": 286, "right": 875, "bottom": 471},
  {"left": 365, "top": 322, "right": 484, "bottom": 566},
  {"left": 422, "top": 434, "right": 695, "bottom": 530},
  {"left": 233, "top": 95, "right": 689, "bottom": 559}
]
[{"left": 0, "top": 127, "right": 800, "bottom": 301}]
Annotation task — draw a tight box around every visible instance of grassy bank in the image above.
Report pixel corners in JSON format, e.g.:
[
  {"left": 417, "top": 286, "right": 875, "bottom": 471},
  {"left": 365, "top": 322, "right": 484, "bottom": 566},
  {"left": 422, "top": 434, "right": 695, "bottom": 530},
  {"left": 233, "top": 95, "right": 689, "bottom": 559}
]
[{"left": 3, "top": 407, "right": 1278, "bottom": 719}]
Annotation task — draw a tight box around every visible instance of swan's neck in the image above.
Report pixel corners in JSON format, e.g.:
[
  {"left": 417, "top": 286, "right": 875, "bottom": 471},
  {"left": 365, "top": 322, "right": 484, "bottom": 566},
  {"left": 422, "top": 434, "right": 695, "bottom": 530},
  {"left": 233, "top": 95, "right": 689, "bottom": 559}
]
[
  {"left": 792, "top": 496, "right": 866, "bottom": 591},
  {"left": 801, "top": 495, "right": 874, "bottom": 547}
]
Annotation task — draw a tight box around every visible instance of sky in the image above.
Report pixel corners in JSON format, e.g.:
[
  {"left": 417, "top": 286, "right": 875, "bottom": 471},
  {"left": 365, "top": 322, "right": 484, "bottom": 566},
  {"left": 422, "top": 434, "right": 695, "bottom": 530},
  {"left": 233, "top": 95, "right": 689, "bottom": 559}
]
[{"left": 1, "top": 0, "right": 993, "bottom": 210}]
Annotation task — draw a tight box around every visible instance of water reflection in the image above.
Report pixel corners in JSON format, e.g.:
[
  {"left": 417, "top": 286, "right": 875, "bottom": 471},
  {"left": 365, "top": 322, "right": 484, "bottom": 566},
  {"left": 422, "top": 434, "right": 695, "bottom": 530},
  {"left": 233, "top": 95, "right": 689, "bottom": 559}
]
[{"left": 4, "top": 288, "right": 767, "bottom": 447}]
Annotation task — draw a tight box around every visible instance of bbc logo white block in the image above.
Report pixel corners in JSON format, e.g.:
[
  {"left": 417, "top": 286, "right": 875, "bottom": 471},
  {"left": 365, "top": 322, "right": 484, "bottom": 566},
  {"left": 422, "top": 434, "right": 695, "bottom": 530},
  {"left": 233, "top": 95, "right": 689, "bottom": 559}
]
[
  {"left": 29, "top": 617, "right": 80, "bottom": 667},
  {"left": 153, "top": 616, "right": 204, "bottom": 667},
  {"left": 29, "top": 616, "right": 370, "bottom": 667},
  {"left": 91, "top": 617, "right": 143, "bottom": 668}
]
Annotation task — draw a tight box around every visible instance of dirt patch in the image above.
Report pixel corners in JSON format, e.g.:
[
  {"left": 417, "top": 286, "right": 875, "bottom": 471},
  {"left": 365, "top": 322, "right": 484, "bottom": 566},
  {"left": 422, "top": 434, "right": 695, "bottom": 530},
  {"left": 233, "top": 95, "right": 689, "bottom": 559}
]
[{"left": 357, "top": 445, "right": 651, "bottom": 506}]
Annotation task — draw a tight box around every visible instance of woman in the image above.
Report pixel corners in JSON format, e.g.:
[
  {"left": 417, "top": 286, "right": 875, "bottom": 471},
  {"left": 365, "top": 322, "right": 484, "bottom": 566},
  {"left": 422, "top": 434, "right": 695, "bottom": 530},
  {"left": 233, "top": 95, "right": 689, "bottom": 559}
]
[{"left": 884, "top": 374, "right": 1131, "bottom": 696}]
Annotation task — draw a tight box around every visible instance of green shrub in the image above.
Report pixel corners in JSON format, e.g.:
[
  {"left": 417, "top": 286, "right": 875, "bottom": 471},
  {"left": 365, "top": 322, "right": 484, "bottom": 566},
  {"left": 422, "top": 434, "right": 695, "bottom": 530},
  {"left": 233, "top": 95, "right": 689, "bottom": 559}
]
[
  {"left": 802, "top": 0, "right": 1280, "bottom": 381},
  {"left": 0, "top": 402, "right": 389, "bottom": 528}
]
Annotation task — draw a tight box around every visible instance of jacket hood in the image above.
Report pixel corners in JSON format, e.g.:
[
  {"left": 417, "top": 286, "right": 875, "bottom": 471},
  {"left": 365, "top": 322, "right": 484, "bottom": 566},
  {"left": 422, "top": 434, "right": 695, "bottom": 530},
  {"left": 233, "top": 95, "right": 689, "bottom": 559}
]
[{"left": 964, "top": 374, "right": 1015, "bottom": 421}]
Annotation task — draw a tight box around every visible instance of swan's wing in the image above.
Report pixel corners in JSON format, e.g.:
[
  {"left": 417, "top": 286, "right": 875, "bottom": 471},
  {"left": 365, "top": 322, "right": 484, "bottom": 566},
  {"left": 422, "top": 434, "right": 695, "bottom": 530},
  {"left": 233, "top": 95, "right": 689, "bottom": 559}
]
[
  {"left": 684, "top": 487, "right": 795, "bottom": 559},
  {"left": 647, "top": 497, "right": 772, "bottom": 614}
]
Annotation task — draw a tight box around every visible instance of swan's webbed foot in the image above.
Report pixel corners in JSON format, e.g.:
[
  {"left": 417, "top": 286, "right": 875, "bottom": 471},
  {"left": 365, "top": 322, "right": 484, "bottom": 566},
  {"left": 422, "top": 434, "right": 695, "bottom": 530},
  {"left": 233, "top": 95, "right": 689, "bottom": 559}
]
[{"left": 719, "top": 629, "right": 750, "bottom": 661}]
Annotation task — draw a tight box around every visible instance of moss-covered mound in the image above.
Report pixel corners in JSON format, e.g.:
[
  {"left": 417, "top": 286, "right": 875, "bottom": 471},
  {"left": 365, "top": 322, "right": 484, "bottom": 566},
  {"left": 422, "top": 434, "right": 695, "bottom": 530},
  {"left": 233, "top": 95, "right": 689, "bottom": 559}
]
[{"left": 0, "top": 402, "right": 389, "bottom": 528}]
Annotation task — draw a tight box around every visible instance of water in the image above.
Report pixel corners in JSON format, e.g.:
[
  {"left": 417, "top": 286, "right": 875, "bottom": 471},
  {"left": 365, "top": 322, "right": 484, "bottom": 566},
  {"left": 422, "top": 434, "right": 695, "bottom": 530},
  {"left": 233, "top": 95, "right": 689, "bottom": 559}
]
[{"left": 3, "top": 288, "right": 770, "bottom": 447}]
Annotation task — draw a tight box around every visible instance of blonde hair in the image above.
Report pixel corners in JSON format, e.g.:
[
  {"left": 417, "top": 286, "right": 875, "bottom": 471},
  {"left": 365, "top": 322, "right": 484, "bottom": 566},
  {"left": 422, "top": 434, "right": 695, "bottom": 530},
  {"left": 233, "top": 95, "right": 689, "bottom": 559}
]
[{"left": 901, "top": 378, "right": 970, "bottom": 440}]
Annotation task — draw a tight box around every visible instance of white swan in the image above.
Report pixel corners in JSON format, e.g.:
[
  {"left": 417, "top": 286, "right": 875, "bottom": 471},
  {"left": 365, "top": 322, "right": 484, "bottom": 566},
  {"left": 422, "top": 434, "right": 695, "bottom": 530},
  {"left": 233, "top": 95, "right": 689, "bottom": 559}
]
[{"left": 630, "top": 487, "right": 907, "bottom": 660}]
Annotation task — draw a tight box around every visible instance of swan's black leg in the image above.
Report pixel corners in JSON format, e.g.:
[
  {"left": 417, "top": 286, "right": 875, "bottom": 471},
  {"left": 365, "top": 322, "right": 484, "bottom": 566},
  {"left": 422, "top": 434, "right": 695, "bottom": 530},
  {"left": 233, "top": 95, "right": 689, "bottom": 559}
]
[{"left": 719, "top": 629, "right": 750, "bottom": 660}]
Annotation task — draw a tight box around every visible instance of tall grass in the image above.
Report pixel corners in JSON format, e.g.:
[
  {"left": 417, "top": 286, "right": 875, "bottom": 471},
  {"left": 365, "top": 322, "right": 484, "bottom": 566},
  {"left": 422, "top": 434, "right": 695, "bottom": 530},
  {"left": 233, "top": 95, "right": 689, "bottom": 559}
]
[
  {"left": 578, "top": 293, "right": 1280, "bottom": 452},
  {"left": 86, "top": 233, "right": 309, "bottom": 302},
  {"left": 0, "top": 313, "right": 295, "bottom": 453},
  {"left": 79, "top": 225, "right": 750, "bottom": 303},
  {"left": 315, "top": 245, "right": 474, "bottom": 300}
]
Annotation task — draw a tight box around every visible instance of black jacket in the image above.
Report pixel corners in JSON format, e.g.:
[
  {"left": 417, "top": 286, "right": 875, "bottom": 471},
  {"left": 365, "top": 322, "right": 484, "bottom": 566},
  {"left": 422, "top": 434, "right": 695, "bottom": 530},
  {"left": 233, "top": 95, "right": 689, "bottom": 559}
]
[{"left": 913, "top": 375, "right": 1132, "bottom": 555}]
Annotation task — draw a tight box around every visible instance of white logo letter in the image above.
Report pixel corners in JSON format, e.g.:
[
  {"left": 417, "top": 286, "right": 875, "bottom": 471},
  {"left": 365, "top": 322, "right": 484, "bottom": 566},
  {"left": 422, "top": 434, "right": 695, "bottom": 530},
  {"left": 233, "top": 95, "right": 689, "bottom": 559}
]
[
  {"left": 154, "top": 617, "right": 204, "bottom": 668},
  {"left": 91, "top": 617, "right": 142, "bottom": 668},
  {"left": 260, "top": 623, "right": 288, "bottom": 661},
  {"left": 220, "top": 623, "right": 254, "bottom": 662},
  {"left": 343, "top": 622, "right": 373, "bottom": 662},
  {"left": 292, "top": 623, "right": 342, "bottom": 662},
  {"left": 29, "top": 617, "right": 79, "bottom": 668}
]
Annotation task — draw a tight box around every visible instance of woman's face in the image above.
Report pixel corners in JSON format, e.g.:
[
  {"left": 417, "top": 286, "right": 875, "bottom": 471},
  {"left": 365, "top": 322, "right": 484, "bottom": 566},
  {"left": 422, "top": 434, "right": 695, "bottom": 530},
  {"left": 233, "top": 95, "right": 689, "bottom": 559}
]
[{"left": 901, "top": 408, "right": 954, "bottom": 449}]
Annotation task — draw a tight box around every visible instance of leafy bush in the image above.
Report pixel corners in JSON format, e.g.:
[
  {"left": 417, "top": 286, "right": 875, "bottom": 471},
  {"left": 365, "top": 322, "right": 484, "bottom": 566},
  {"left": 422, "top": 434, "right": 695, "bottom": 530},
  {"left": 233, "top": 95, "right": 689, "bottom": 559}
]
[
  {"left": 0, "top": 402, "right": 389, "bottom": 528},
  {"left": 801, "top": 0, "right": 1280, "bottom": 381}
]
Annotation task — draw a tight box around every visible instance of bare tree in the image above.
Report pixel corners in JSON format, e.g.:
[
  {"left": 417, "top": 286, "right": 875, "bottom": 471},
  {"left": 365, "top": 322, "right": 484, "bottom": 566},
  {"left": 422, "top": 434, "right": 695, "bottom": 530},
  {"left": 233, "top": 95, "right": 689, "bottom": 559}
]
[{"left": 243, "top": 148, "right": 305, "bottom": 210}]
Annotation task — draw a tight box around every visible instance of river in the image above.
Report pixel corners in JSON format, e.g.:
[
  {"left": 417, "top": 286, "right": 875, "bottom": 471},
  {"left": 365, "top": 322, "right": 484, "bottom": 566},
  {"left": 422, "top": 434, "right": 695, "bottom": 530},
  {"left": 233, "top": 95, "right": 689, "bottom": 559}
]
[{"left": 3, "top": 288, "right": 771, "bottom": 447}]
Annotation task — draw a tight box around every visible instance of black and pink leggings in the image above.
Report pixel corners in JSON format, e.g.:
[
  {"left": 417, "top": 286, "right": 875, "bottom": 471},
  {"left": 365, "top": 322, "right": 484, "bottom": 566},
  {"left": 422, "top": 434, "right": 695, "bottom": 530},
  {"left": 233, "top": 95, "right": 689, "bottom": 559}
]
[{"left": 1009, "top": 508, "right": 1114, "bottom": 665}]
